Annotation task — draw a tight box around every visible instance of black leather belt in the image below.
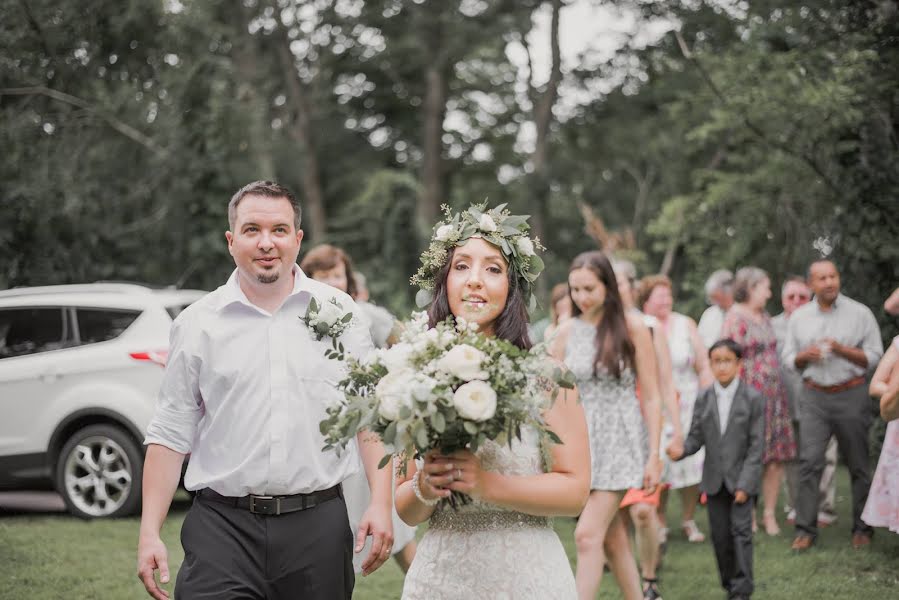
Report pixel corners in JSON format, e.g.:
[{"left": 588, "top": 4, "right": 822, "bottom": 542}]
[{"left": 197, "top": 485, "right": 342, "bottom": 516}]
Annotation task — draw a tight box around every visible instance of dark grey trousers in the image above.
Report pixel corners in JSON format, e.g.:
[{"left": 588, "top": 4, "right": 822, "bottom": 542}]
[
  {"left": 707, "top": 489, "right": 754, "bottom": 598},
  {"left": 795, "top": 383, "right": 873, "bottom": 539},
  {"left": 175, "top": 490, "right": 354, "bottom": 600}
]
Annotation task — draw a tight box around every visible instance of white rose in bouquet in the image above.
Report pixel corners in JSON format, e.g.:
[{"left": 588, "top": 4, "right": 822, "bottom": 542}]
[
  {"left": 376, "top": 369, "right": 414, "bottom": 420},
  {"left": 316, "top": 300, "right": 344, "bottom": 327},
  {"left": 478, "top": 213, "right": 498, "bottom": 232},
  {"left": 453, "top": 380, "right": 497, "bottom": 422},
  {"left": 437, "top": 344, "right": 488, "bottom": 381},
  {"left": 381, "top": 342, "right": 414, "bottom": 372}
]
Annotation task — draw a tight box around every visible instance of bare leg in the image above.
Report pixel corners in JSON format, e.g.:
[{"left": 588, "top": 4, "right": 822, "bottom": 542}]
[
  {"left": 603, "top": 513, "right": 644, "bottom": 600},
  {"left": 762, "top": 462, "right": 783, "bottom": 535},
  {"left": 392, "top": 539, "right": 417, "bottom": 573},
  {"left": 657, "top": 487, "right": 669, "bottom": 528},
  {"left": 575, "top": 491, "right": 626, "bottom": 600},
  {"left": 630, "top": 502, "right": 660, "bottom": 580}
]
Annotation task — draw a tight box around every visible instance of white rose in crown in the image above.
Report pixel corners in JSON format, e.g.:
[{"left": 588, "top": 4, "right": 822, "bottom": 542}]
[
  {"left": 316, "top": 300, "right": 344, "bottom": 327},
  {"left": 381, "top": 342, "right": 414, "bottom": 372},
  {"left": 376, "top": 368, "right": 414, "bottom": 420},
  {"left": 435, "top": 223, "right": 455, "bottom": 242},
  {"left": 516, "top": 236, "right": 535, "bottom": 256},
  {"left": 437, "top": 344, "right": 488, "bottom": 381},
  {"left": 478, "top": 214, "right": 497, "bottom": 232},
  {"left": 453, "top": 380, "right": 497, "bottom": 422}
]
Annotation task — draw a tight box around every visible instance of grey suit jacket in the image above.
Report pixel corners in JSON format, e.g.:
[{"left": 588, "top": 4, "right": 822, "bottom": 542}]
[{"left": 680, "top": 380, "right": 765, "bottom": 496}]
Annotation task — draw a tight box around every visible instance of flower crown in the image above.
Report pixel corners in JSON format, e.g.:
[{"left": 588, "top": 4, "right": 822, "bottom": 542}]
[{"left": 411, "top": 203, "right": 545, "bottom": 308}]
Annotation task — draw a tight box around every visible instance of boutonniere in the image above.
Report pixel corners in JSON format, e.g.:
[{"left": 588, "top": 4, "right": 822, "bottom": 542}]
[{"left": 301, "top": 297, "right": 353, "bottom": 341}]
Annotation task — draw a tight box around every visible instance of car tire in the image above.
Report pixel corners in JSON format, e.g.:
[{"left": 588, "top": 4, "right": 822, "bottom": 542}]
[{"left": 55, "top": 424, "right": 143, "bottom": 519}]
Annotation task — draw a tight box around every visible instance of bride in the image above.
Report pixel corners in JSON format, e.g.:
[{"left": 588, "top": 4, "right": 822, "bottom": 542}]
[{"left": 396, "top": 205, "right": 591, "bottom": 599}]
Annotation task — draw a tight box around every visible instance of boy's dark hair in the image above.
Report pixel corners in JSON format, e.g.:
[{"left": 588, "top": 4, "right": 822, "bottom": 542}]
[{"left": 709, "top": 338, "right": 743, "bottom": 360}]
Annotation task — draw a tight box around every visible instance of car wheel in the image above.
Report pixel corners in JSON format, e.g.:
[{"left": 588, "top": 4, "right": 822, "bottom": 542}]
[{"left": 55, "top": 424, "right": 143, "bottom": 519}]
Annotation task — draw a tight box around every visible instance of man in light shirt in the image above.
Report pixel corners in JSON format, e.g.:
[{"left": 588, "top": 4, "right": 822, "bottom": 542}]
[
  {"left": 697, "top": 269, "right": 734, "bottom": 348},
  {"left": 772, "top": 275, "right": 838, "bottom": 527},
  {"left": 783, "top": 260, "right": 883, "bottom": 551},
  {"left": 136, "top": 181, "right": 393, "bottom": 600}
]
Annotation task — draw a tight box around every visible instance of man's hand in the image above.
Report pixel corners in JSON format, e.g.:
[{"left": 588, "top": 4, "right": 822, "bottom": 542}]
[
  {"left": 734, "top": 490, "right": 748, "bottom": 504},
  {"left": 797, "top": 345, "right": 824, "bottom": 365},
  {"left": 136, "top": 533, "right": 171, "bottom": 599},
  {"left": 355, "top": 502, "right": 394, "bottom": 576}
]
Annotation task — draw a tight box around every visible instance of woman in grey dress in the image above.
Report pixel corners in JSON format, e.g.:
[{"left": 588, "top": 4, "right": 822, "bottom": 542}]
[{"left": 550, "top": 251, "right": 662, "bottom": 600}]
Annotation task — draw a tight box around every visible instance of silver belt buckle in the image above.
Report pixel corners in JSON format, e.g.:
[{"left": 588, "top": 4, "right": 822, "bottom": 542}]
[{"left": 249, "top": 495, "right": 281, "bottom": 515}]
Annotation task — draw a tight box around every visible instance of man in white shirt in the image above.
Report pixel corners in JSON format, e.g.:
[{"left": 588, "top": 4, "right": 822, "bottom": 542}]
[
  {"left": 136, "top": 181, "right": 393, "bottom": 600},
  {"left": 697, "top": 269, "right": 734, "bottom": 348}
]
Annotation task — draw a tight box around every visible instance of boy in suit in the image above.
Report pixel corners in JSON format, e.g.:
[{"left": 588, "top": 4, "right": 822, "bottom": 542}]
[{"left": 667, "top": 338, "right": 765, "bottom": 600}]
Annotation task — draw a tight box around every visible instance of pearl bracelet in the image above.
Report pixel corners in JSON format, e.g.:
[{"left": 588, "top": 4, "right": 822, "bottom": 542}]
[{"left": 412, "top": 469, "right": 440, "bottom": 506}]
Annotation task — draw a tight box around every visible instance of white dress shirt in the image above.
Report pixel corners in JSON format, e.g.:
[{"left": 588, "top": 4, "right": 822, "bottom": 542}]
[
  {"left": 781, "top": 293, "right": 883, "bottom": 386},
  {"left": 145, "top": 266, "right": 373, "bottom": 497},
  {"left": 698, "top": 304, "right": 726, "bottom": 349},
  {"left": 713, "top": 378, "right": 739, "bottom": 434}
]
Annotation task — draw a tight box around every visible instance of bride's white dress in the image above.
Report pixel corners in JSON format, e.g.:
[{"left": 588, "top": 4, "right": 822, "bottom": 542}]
[{"left": 401, "top": 428, "right": 577, "bottom": 599}]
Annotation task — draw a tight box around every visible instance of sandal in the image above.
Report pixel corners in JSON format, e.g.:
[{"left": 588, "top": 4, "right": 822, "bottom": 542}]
[
  {"left": 642, "top": 578, "right": 662, "bottom": 600},
  {"left": 682, "top": 519, "right": 705, "bottom": 543}
]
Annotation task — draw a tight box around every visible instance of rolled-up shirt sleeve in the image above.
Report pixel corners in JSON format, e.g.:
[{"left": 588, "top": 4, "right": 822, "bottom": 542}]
[
  {"left": 144, "top": 316, "right": 203, "bottom": 453},
  {"left": 859, "top": 308, "right": 884, "bottom": 371}
]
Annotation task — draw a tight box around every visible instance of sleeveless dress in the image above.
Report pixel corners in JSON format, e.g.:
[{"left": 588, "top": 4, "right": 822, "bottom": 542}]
[
  {"left": 663, "top": 313, "right": 704, "bottom": 488},
  {"left": 401, "top": 428, "right": 577, "bottom": 599},
  {"left": 564, "top": 317, "right": 647, "bottom": 490},
  {"left": 721, "top": 309, "right": 797, "bottom": 463},
  {"left": 862, "top": 336, "right": 899, "bottom": 533}
]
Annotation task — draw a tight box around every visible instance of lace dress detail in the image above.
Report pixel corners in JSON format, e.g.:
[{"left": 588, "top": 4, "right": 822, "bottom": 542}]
[
  {"left": 401, "top": 428, "right": 577, "bottom": 599},
  {"left": 565, "top": 317, "right": 647, "bottom": 490}
]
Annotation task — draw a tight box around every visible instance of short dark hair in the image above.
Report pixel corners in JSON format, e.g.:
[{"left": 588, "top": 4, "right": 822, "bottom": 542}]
[
  {"left": 709, "top": 338, "right": 743, "bottom": 360},
  {"left": 806, "top": 259, "right": 837, "bottom": 280},
  {"left": 228, "top": 181, "right": 302, "bottom": 230}
]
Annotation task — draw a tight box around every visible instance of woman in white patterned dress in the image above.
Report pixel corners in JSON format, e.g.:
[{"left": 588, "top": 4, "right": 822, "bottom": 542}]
[
  {"left": 638, "top": 275, "right": 713, "bottom": 543},
  {"left": 551, "top": 251, "right": 663, "bottom": 600},
  {"left": 396, "top": 219, "right": 591, "bottom": 599}
]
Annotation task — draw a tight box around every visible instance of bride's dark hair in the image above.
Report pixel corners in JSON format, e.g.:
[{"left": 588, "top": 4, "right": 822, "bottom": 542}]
[
  {"left": 427, "top": 246, "right": 532, "bottom": 350},
  {"left": 569, "top": 250, "right": 634, "bottom": 378}
]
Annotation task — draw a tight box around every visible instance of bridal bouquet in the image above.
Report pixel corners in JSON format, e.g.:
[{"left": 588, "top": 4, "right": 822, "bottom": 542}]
[{"left": 319, "top": 313, "right": 574, "bottom": 484}]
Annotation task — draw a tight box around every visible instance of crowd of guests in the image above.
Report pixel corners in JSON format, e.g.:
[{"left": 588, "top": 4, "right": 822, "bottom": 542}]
[
  {"left": 536, "top": 258, "right": 897, "bottom": 600},
  {"left": 298, "top": 240, "right": 897, "bottom": 600}
]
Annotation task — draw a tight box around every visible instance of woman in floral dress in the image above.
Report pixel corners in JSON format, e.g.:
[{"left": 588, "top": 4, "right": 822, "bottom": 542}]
[{"left": 722, "top": 267, "right": 797, "bottom": 535}]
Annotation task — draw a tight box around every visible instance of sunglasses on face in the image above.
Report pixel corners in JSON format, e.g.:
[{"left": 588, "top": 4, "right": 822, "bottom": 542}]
[{"left": 786, "top": 294, "right": 810, "bottom": 301}]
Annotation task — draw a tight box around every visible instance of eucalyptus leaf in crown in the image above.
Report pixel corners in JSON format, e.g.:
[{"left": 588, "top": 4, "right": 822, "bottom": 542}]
[
  {"left": 318, "top": 312, "right": 575, "bottom": 507},
  {"left": 411, "top": 203, "right": 546, "bottom": 308}
]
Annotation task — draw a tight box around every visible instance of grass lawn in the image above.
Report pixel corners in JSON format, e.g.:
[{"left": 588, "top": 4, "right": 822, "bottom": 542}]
[{"left": 1, "top": 466, "right": 897, "bottom": 599}]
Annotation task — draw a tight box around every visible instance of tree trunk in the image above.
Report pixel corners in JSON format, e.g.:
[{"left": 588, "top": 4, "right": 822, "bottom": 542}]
[
  {"left": 233, "top": 13, "right": 275, "bottom": 180},
  {"left": 420, "top": 63, "right": 446, "bottom": 233},
  {"left": 275, "top": 28, "right": 327, "bottom": 239},
  {"left": 528, "top": 0, "right": 562, "bottom": 298}
]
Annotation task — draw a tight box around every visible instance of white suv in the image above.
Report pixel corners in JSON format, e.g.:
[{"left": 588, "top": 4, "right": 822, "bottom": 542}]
[{"left": 0, "top": 283, "right": 207, "bottom": 518}]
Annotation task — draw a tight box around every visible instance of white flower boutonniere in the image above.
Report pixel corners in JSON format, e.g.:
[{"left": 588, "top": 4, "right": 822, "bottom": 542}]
[{"left": 301, "top": 297, "right": 353, "bottom": 341}]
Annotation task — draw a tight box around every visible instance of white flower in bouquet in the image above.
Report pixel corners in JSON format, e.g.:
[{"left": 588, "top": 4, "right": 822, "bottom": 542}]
[
  {"left": 316, "top": 300, "right": 344, "bottom": 327},
  {"left": 453, "top": 380, "right": 497, "bottom": 422},
  {"left": 478, "top": 213, "right": 498, "bottom": 232},
  {"left": 434, "top": 223, "right": 456, "bottom": 242},
  {"left": 376, "top": 369, "right": 414, "bottom": 420},
  {"left": 381, "top": 342, "right": 414, "bottom": 372},
  {"left": 437, "top": 344, "right": 488, "bottom": 381},
  {"left": 516, "top": 236, "right": 535, "bottom": 256}
]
